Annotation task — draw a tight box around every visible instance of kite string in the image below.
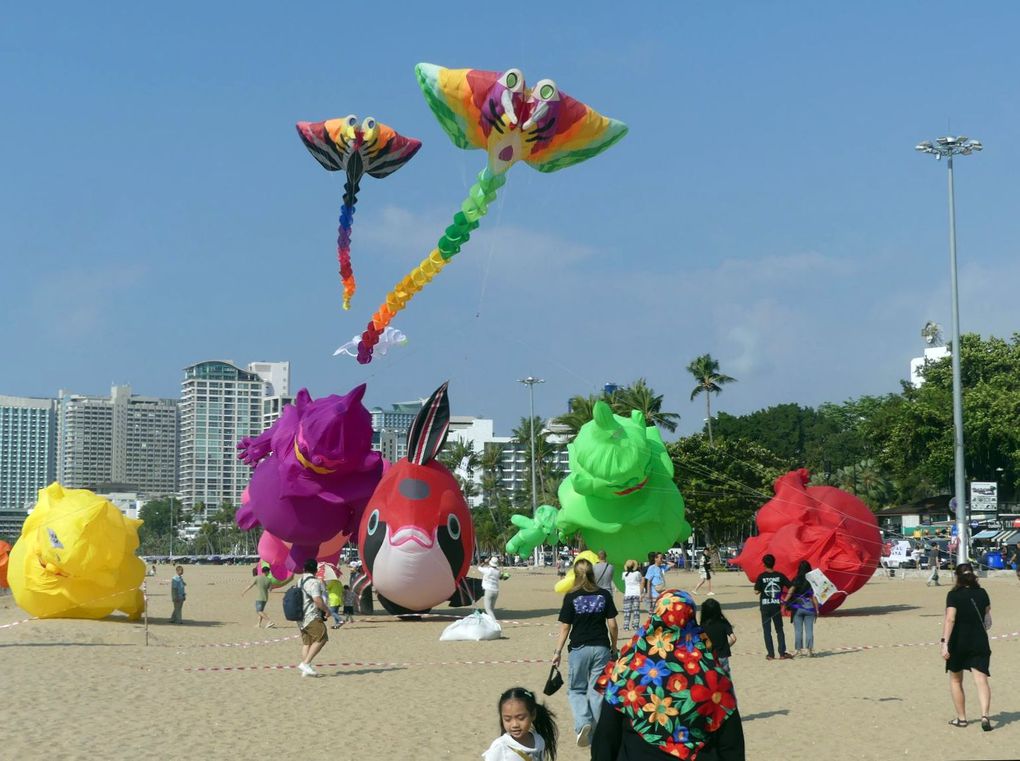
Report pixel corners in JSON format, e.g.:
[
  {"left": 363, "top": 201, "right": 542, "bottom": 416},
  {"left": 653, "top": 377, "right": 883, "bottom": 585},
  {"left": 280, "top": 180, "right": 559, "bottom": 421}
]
[
  {"left": 473, "top": 168, "right": 509, "bottom": 319},
  {"left": 355, "top": 168, "right": 506, "bottom": 363}
]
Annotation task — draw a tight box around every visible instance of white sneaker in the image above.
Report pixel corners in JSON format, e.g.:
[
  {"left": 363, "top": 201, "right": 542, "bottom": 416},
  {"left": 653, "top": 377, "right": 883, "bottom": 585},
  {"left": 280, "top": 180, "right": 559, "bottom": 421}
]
[
  {"left": 706, "top": 592, "right": 716, "bottom": 596},
  {"left": 298, "top": 662, "right": 317, "bottom": 676},
  {"left": 576, "top": 724, "right": 592, "bottom": 747}
]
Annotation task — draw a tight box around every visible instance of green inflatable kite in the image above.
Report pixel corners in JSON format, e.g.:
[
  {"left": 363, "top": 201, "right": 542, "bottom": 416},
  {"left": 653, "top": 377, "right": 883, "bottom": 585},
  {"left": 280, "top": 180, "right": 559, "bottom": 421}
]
[{"left": 506, "top": 401, "right": 690, "bottom": 590}]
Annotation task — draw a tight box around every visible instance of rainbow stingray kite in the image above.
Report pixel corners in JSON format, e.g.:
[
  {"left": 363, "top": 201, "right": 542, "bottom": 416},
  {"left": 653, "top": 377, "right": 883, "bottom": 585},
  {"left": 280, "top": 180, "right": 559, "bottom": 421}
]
[
  {"left": 297, "top": 116, "right": 421, "bottom": 310},
  {"left": 355, "top": 64, "right": 628, "bottom": 363}
]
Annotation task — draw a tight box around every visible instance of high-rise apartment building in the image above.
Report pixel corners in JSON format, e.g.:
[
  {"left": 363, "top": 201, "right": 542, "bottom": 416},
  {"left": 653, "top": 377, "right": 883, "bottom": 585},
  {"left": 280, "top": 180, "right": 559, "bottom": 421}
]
[
  {"left": 370, "top": 400, "right": 425, "bottom": 462},
  {"left": 56, "top": 386, "right": 177, "bottom": 497},
  {"left": 0, "top": 395, "right": 57, "bottom": 514},
  {"left": 248, "top": 361, "right": 292, "bottom": 433},
  {"left": 179, "top": 360, "right": 290, "bottom": 518}
]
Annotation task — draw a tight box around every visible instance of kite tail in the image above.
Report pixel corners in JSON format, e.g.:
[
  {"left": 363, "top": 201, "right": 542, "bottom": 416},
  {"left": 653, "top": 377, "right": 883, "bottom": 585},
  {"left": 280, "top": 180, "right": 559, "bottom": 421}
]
[
  {"left": 355, "top": 167, "right": 506, "bottom": 364},
  {"left": 337, "top": 176, "right": 360, "bottom": 310}
]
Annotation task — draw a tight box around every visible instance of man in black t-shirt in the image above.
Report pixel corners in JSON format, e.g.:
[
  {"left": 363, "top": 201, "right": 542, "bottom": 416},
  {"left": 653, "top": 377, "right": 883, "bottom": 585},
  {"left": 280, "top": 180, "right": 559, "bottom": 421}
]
[{"left": 754, "top": 554, "right": 793, "bottom": 660}]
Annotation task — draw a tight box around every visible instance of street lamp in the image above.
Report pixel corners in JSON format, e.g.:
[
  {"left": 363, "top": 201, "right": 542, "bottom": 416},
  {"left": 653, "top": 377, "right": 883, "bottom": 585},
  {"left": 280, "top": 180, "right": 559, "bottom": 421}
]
[
  {"left": 915, "top": 135, "right": 982, "bottom": 564},
  {"left": 518, "top": 376, "right": 545, "bottom": 567}
]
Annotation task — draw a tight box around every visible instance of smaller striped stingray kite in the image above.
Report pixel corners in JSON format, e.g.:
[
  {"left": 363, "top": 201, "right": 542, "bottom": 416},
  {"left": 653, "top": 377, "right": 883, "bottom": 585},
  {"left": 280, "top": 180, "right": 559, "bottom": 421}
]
[
  {"left": 297, "top": 116, "right": 421, "bottom": 310},
  {"left": 355, "top": 64, "right": 627, "bottom": 363}
]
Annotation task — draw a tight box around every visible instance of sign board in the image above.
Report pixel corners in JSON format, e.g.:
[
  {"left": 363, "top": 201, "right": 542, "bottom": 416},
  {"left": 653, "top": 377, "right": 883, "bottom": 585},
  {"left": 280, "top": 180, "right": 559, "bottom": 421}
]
[
  {"left": 970, "top": 481, "right": 998, "bottom": 513},
  {"left": 805, "top": 568, "right": 839, "bottom": 605}
]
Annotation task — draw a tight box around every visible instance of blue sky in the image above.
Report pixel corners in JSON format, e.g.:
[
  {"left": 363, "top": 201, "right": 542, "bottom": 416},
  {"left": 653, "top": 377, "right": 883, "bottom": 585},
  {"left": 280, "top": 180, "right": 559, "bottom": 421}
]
[{"left": 3, "top": 3, "right": 1018, "bottom": 437}]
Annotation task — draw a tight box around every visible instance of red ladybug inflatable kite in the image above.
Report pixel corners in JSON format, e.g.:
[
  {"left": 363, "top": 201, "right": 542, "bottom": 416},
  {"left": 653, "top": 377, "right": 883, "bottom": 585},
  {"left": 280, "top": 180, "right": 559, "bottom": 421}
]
[{"left": 731, "top": 469, "right": 882, "bottom": 613}]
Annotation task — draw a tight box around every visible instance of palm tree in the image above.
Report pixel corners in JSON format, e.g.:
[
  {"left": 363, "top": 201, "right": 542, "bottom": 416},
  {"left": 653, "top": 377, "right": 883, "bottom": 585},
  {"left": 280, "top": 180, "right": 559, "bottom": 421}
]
[
  {"left": 554, "top": 381, "right": 680, "bottom": 436},
  {"left": 835, "top": 458, "right": 893, "bottom": 509},
  {"left": 439, "top": 438, "right": 480, "bottom": 500},
  {"left": 553, "top": 394, "right": 603, "bottom": 436},
  {"left": 612, "top": 378, "right": 681, "bottom": 433},
  {"left": 479, "top": 442, "right": 506, "bottom": 507},
  {"left": 511, "top": 416, "right": 564, "bottom": 509},
  {"left": 687, "top": 354, "right": 736, "bottom": 445}
]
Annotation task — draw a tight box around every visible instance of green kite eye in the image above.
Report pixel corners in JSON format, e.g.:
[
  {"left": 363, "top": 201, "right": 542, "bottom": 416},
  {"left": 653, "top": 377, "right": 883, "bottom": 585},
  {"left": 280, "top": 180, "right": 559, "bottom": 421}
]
[
  {"left": 501, "top": 68, "right": 524, "bottom": 91},
  {"left": 532, "top": 79, "right": 559, "bottom": 102}
]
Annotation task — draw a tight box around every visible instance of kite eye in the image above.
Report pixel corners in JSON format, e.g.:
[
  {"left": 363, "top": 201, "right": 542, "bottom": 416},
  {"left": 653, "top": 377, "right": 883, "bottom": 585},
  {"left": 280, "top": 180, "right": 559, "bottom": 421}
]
[
  {"left": 446, "top": 513, "right": 461, "bottom": 540},
  {"left": 532, "top": 78, "right": 559, "bottom": 102},
  {"left": 344, "top": 114, "right": 358, "bottom": 127},
  {"left": 367, "top": 509, "right": 380, "bottom": 535},
  {"left": 361, "top": 116, "right": 377, "bottom": 131},
  {"left": 500, "top": 68, "right": 524, "bottom": 92}
]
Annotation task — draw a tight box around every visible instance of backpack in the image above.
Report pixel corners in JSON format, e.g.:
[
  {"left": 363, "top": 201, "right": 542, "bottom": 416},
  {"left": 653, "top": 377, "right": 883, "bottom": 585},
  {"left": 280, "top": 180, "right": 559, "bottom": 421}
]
[{"left": 283, "top": 578, "right": 310, "bottom": 622}]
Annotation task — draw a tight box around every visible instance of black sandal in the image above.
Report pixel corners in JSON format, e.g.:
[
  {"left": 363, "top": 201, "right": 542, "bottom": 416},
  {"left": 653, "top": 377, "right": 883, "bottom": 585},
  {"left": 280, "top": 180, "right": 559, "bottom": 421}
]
[
  {"left": 948, "top": 718, "right": 968, "bottom": 728},
  {"left": 981, "top": 716, "right": 992, "bottom": 732}
]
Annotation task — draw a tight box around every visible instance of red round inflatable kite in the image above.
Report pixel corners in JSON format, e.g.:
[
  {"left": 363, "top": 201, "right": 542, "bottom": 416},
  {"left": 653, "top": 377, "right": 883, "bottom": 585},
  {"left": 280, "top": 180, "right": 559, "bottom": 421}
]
[
  {"left": 731, "top": 469, "right": 881, "bottom": 613},
  {"left": 0, "top": 539, "right": 11, "bottom": 589}
]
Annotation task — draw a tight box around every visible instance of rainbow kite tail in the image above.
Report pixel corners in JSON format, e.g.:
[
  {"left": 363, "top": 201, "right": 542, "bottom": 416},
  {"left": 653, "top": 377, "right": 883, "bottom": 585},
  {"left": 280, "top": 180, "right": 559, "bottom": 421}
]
[
  {"left": 355, "top": 167, "right": 506, "bottom": 364},
  {"left": 337, "top": 175, "right": 360, "bottom": 310}
]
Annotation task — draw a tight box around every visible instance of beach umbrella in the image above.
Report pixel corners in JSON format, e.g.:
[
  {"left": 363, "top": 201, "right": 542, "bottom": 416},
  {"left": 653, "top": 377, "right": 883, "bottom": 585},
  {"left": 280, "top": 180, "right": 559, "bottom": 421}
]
[{"left": 317, "top": 562, "right": 342, "bottom": 582}]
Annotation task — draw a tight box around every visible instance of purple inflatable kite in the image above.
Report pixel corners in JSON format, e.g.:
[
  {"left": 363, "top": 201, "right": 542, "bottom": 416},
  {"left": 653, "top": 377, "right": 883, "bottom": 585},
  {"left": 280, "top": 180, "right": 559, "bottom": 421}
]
[{"left": 236, "top": 384, "right": 383, "bottom": 572}]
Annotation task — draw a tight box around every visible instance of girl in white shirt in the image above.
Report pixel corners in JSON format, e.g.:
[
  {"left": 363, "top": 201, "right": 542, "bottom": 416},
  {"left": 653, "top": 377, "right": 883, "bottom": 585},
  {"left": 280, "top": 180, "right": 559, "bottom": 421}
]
[
  {"left": 482, "top": 686, "right": 558, "bottom": 760},
  {"left": 622, "top": 559, "right": 644, "bottom": 630}
]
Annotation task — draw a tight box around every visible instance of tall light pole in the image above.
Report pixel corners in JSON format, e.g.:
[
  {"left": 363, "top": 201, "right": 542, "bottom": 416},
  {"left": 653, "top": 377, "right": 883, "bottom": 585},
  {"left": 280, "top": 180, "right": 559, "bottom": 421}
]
[
  {"left": 915, "top": 135, "right": 982, "bottom": 564},
  {"left": 518, "top": 376, "right": 545, "bottom": 566}
]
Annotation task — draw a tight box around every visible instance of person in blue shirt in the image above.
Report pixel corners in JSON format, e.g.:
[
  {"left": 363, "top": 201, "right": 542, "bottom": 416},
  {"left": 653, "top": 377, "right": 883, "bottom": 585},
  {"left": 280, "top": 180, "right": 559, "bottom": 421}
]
[
  {"left": 170, "top": 565, "right": 186, "bottom": 624},
  {"left": 643, "top": 552, "right": 674, "bottom": 612}
]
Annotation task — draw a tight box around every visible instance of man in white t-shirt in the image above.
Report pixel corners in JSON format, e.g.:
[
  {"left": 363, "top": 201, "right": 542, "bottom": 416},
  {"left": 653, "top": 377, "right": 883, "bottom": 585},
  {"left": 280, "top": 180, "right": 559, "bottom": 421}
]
[
  {"left": 478, "top": 556, "right": 502, "bottom": 621},
  {"left": 297, "top": 558, "right": 331, "bottom": 677}
]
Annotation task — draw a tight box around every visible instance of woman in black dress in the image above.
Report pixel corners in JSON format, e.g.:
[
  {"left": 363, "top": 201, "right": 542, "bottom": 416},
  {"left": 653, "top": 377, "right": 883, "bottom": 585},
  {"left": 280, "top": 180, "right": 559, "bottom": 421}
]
[{"left": 941, "top": 563, "right": 992, "bottom": 730}]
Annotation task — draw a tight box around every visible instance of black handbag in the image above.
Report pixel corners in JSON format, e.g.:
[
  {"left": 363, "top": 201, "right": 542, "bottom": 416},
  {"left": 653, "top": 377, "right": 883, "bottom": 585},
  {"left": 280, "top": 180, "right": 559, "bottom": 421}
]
[{"left": 543, "top": 665, "right": 564, "bottom": 696}]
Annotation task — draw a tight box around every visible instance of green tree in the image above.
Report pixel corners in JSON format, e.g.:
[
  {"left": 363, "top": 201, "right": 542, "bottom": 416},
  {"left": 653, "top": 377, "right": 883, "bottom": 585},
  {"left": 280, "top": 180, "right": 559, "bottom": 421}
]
[
  {"left": 687, "top": 354, "right": 736, "bottom": 445},
  {"left": 511, "top": 416, "right": 564, "bottom": 509},
  {"left": 555, "top": 394, "right": 603, "bottom": 436},
  {"left": 884, "top": 333, "right": 1020, "bottom": 502},
  {"left": 553, "top": 380, "right": 680, "bottom": 436},
  {"left": 713, "top": 404, "right": 816, "bottom": 467},
  {"left": 439, "top": 438, "right": 481, "bottom": 502},
  {"left": 137, "top": 497, "right": 188, "bottom": 554},
  {"left": 668, "top": 434, "right": 785, "bottom": 544},
  {"left": 832, "top": 458, "right": 894, "bottom": 509},
  {"left": 612, "top": 378, "right": 681, "bottom": 433}
]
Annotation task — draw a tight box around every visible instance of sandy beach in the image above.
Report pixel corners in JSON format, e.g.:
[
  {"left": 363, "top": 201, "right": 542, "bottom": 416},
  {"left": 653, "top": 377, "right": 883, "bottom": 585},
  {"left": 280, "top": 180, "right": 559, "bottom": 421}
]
[{"left": 2, "top": 565, "right": 1018, "bottom": 760}]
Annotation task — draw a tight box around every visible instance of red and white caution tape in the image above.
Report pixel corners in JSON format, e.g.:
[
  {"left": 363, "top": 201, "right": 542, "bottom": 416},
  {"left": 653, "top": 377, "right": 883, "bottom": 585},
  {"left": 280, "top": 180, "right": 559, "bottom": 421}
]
[
  {"left": 179, "top": 657, "right": 552, "bottom": 673},
  {"left": 730, "top": 629, "right": 1020, "bottom": 657},
  {"left": 0, "top": 615, "right": 34, "bottom": 630},
  {"left": 171, "top": 633, "right": 300, "bottom": 651}
]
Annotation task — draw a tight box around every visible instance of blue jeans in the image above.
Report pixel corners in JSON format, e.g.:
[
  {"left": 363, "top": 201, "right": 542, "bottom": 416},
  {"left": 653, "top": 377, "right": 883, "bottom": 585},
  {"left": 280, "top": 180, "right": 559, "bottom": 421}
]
[
  {"left": 793, "top": 610, "right": 816, "bottom": 650},
  {"left": 567, "top": 645, "right": 611, "bottom": 733}
]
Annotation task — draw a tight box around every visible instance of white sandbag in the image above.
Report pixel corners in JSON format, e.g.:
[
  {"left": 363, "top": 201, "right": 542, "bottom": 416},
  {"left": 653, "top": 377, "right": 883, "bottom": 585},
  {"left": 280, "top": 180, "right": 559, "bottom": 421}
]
[{"left": 439, "top": 610, "right": 503, "bottom": 641}]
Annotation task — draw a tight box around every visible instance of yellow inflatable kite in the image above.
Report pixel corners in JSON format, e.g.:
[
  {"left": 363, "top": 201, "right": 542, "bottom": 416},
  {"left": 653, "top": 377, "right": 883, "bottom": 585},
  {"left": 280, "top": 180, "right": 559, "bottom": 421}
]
[
  {"left": 554, "top": 550, "right": 601, "bottom": 594},
  {"left": 9, "top": 483, "right": 145, "bottom": 619}
]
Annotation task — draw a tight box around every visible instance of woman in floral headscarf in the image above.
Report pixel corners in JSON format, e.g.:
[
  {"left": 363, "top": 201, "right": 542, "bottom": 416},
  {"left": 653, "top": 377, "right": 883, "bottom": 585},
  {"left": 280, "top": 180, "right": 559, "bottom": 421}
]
[{"left": 591, "top": 589, "right": 744, "bottom": 760}]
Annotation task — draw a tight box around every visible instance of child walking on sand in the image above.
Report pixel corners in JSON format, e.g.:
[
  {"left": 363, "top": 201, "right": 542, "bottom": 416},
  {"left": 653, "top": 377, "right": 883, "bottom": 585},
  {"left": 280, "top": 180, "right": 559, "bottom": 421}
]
[
  {"left": 622, "top": 560, "right": 643, "bottom": 630},
  {"left": 700, "top": 597, "right": 737, "bottom": 677},
  {"left": 483, "top": 687, "right": 558, "bottom": 760},
  {"left": 342, "top": 583, "right": 356, "bottom": 623}
]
